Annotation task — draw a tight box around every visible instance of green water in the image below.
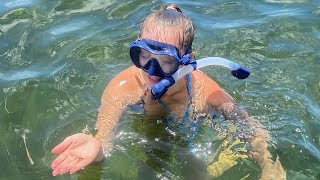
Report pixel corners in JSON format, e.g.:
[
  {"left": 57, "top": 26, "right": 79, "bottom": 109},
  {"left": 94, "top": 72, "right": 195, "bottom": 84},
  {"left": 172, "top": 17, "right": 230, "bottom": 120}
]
[{"left": 1, "top": 0, "right": 320, "bottom": 179}]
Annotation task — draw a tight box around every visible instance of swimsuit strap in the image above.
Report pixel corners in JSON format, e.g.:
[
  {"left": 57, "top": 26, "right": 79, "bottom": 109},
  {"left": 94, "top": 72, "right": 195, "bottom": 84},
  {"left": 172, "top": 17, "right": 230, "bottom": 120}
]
[
  {"left": 158, "top": 98, "right": 169, "bottom": 109},
  {"left": 185, "top": 73, "right": 192, "bottom": 103}
]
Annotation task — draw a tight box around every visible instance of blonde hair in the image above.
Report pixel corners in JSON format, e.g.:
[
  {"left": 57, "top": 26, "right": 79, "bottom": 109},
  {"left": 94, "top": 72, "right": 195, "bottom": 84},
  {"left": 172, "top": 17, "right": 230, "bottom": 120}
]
[{"left": 140, "top": 4, "right": 195, "bottom": 54}]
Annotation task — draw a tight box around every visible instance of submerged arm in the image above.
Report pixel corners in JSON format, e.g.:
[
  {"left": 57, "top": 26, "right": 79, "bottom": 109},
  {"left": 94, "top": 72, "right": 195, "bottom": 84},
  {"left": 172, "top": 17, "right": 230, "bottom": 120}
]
[
  {"left": 50, "top": 88, "right": 128, "bottom": 175},
  {"left": 218, "top": 102, "right": 286, "bottom": 180},
  {"left": 94, "top": 69, "right": 144, "bottom": 159},
  {"left": 93, "top": 89, "right": 125, "bottom": 161}
]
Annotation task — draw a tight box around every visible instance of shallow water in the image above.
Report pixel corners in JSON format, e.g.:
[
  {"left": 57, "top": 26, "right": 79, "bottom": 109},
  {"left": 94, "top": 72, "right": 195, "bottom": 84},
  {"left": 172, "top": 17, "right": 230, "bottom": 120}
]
[{"left": 0, "top": 0, "right": 320, "bottom": 179}]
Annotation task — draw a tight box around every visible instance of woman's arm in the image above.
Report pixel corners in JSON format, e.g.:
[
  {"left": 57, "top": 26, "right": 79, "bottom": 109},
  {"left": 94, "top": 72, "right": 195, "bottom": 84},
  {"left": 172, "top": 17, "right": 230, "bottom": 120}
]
[
  {"left": 93, "top": 88, "right": 125, "bottom": 159},
  {"left": 218, "top": 102, "right": 286, "bottom": 180},
  {"left": 94, "top": 67, "right": 145, "bottom": 152},
  {"left": 51, "top": 67, "right": 144, "bottom": 175},
  {"left": 199, "top": 71, "right": 286, "bottom": 179},
  {"left": 94, "top": 90, "right": 124, "bottom": 142}
]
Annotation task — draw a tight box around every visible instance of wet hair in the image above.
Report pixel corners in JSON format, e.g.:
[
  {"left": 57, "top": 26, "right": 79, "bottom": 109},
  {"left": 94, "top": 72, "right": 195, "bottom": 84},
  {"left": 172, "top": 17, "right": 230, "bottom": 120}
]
[{"left": 140, "top": 4, "right": 195, "bottom": 54}]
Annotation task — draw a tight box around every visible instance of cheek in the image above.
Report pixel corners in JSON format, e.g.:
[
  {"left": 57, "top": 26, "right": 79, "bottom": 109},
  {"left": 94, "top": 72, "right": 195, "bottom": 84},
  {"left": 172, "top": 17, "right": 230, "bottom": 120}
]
[
  {"left": 141, "top": 72, "right": 153, "bottom": 89},
  {"left": 139, "top": 52, "right": 150, "bottom": 66},
  {"left": 139, "top": 56, "right": 148, "bottom": 66}
]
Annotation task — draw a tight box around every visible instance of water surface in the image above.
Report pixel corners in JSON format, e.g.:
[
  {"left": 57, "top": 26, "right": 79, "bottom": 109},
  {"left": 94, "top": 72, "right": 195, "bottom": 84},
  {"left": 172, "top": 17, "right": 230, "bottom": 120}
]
[{"left": 0, "top": 0, "right": 320, "bottom": 179}]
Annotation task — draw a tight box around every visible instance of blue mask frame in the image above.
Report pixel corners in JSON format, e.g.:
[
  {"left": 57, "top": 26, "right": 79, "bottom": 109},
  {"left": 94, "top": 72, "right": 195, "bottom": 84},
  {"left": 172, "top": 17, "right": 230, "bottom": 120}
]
[{"left": 129, "top": 38, "right": 194, "bottom": 77}]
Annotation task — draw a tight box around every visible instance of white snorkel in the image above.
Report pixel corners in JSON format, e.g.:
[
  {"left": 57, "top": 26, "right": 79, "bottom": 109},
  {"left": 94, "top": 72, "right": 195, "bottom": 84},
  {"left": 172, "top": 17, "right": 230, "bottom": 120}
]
[{"left": 151, "top": 57, "right": 250, "bottom": 100}]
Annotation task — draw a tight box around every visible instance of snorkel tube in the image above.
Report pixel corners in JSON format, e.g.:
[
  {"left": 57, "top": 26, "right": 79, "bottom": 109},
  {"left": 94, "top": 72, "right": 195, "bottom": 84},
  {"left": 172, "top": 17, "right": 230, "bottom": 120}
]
[{"left": 151, "top": 57, "right": 250, "bottom": 100}]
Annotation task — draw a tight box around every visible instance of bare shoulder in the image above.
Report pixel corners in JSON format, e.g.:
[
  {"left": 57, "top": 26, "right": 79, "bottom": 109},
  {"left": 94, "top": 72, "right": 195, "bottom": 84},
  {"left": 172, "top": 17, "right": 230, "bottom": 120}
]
[
  {"left": 103, "top": 66, "right": 144, "bottom": 101},
  {"left": 108, "top": 66, "right": 135, "bottom": 81},
  {"left": 107, "top": 66, "right": 143, "bottom": 89},
  {"left": 189, "top": 70, "right": 222, "bottom": 91},
  {"left": 189, "top": 70, "right": 234, "bottom": 109}
]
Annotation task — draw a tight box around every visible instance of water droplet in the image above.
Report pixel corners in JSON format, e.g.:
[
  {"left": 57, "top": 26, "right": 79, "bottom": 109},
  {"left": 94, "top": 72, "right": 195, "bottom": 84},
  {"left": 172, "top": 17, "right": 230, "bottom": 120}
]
[
  {"left": 284, "top": 95, "right": 291, "bottom": 101},
  {"left": 295, "top": 128, "right": 302, "bottom": 133}
]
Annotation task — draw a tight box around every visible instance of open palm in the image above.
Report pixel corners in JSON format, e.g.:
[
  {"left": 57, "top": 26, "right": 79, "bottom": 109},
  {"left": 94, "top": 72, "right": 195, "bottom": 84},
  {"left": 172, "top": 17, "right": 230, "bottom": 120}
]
[{"left": 51, "top": 133, "right": 103, "bottom": 176}]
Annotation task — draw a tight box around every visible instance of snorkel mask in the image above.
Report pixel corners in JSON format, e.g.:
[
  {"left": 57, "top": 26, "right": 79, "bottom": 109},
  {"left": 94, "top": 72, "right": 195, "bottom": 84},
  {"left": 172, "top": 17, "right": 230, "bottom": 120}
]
[
  {"left": 129, "top": 38, "right": 250, "bottom": 100},
  {"left": 129, "top": 38, "right": 195, "bottom": 77}
]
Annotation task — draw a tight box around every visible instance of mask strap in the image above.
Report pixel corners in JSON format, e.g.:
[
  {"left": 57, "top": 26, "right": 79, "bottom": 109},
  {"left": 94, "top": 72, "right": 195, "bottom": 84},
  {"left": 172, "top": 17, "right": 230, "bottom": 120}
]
[{"left": 181, "top": 47, "right": 196, "bottom": 70}]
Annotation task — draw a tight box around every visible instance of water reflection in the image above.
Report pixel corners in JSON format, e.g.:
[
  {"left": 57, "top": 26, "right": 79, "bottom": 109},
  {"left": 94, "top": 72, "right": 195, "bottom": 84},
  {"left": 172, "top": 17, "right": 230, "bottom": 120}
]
[
  {"left": 4, "top": 0, "right": 35, "bottom": 8},
  {"left": 0, "top": 0, "right": 320, "bottom": 179},
  {"left": 50, "top": 23, "right": 86, "bottom": 35},
  {"left": 0, "top": 8, "right": 33, "bottom": 33},
  {"left": 52, "top": 0, "right": 114, "bottom": 15},
  {"left": 265, "top": 0, "right": 309, "bottom": 3}
]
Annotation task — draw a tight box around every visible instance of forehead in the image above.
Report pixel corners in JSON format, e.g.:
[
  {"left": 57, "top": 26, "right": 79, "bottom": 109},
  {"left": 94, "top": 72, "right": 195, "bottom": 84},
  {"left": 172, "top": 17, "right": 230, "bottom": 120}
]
[{"left": 140, "top": 27, "right": 183, "bottom": 50}]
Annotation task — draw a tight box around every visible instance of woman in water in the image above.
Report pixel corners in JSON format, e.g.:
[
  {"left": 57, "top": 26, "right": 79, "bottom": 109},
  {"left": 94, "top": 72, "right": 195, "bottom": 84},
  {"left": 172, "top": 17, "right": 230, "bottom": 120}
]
[{"left": 51, "top": 4, "right": 286, "bottom": 179}]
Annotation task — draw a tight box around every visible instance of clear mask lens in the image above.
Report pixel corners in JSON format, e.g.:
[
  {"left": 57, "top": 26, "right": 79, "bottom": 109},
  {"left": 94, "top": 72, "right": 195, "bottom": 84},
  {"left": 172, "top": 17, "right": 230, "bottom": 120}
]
[{"left": 130, "top": 47, "right": 179, "bottom": 75}]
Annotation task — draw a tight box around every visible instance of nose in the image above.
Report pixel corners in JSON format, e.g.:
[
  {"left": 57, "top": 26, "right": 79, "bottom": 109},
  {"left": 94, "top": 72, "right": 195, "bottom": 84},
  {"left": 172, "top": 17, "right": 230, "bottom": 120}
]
[{"left": 142, "top": 58, "right": 164, "bottom": 77}]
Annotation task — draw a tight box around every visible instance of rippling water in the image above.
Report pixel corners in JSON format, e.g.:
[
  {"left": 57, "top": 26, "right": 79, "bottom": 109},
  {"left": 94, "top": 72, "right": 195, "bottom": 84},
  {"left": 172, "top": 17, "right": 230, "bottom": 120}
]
[{"left": 1, "top": 0, "right": 320, "bottom": 179}]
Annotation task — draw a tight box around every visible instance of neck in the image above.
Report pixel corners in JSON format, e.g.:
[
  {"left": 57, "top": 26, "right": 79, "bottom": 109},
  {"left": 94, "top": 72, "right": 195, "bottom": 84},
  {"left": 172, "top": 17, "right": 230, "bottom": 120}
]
[{"left": 164, "top": 77, "right": 186, "bottom": 96}]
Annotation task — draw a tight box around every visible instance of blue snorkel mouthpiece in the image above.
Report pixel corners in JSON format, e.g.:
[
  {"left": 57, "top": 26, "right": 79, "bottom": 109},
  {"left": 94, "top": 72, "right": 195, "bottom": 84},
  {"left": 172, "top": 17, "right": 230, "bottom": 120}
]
[
  {"left": 231, "top": 66, "right": 250, "bottom": 79},
  {"left": 151, "top": 76, "right": 175, "bottom": 100},
  {"left": 150, "top": 57, "right": 250, "bottom": 100}
]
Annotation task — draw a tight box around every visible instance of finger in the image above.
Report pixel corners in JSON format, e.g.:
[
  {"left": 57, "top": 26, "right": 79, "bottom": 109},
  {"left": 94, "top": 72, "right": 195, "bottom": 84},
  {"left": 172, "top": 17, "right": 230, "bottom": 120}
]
[
  {"left": 66, "top": 157, "right": 81, "bottom": 173},
  {"left": 69, "top": 158, "right": 92, "bottom": 174},
  {"left": 52, "top": 156, "right": 75, "bottom": 176},
  {"left": 51, "top": 153, "right": 68, "bottom": 169},
  {"left": 52, "top": 137, "right": 73, "bottom": 154},
  {"left": 52, "top": 156, "right": 71, "bottom": 177},
  {"left": 55, "top": 156, "right": 75, "bottom": 174},
  {"left": 52, "top": 157, "right": 72, "bottom": 176},
  {"left": 52, "top": 167, "right": 60, "bottom": 176}
]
